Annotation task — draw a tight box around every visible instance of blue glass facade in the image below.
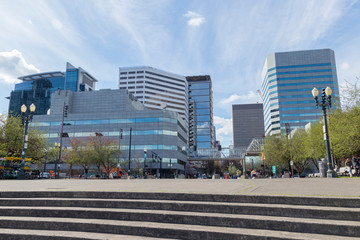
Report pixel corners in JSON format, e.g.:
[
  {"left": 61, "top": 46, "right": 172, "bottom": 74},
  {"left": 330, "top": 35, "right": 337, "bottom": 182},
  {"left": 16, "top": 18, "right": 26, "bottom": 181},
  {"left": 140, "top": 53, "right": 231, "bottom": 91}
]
[
  {"left": 261, "top": 49, "right": 340, "bottom": 136},
  {"left": 186, "top": 76, "right": 214, "bottom": 150},
  {"left": 8, "top": 62, "right": 97, "bottom": 116}
]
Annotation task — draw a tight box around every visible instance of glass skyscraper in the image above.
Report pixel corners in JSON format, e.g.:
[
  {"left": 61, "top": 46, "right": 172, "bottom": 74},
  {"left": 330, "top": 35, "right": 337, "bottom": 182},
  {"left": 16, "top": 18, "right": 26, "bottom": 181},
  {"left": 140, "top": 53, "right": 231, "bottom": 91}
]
[
  {"left": 186, "top": 75, "right": 214, "bottom": 150},
  {"left": 8, "top": 62, "right": 97, "bottom": 116},
  {"left": 261, "top": 49, "right": 340, "bottom": 136}
]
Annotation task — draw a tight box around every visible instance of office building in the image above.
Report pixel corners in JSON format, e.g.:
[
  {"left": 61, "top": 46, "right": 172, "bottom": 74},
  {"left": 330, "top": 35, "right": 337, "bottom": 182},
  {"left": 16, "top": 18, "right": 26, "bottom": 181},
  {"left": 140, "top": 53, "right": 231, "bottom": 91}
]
[
  {"left": 232, "top": 103, "right": 264, "bottom": 148},
  {"left": 118, "top": 66, "right": 188, "bottom": 123},
  {"left": 32, "top": 89, "right": 188, "bottom": 176},
  {"left": 8, "top": 62, "right": 97, "bottom": 116},
  {"left": 261, "top": 49, "right": 340, "bottom": 136},
  {"left": 186, "top": 75, "right": 214, "bottom": 150}
]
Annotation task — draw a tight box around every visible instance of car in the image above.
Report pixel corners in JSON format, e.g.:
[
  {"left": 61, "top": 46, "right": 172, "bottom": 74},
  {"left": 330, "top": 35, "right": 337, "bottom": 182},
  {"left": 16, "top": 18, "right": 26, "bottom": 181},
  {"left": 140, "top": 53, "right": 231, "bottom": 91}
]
[{"left": 39, "top": 172, "right": 50, "bottom": 179}]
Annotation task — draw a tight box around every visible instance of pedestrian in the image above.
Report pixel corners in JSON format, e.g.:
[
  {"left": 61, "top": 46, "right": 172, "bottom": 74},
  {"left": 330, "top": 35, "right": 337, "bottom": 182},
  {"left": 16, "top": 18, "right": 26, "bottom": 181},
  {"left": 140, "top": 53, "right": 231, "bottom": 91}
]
[
  {"left": 352, "top": 156, "right": 359, "bottom": 177},
  {"left": 345, "top": 158, "right": 353, "bottom": 177},
  {"left": 84, "top": 165, "right": 89, "bottom": 179}
]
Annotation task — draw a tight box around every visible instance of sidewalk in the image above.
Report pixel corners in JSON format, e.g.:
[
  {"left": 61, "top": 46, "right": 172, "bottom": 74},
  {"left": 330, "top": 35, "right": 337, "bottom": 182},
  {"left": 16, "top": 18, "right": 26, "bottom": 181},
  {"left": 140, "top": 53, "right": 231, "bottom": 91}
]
[{"left": 0, "top": 178, "right": 359, "bottom": 198}]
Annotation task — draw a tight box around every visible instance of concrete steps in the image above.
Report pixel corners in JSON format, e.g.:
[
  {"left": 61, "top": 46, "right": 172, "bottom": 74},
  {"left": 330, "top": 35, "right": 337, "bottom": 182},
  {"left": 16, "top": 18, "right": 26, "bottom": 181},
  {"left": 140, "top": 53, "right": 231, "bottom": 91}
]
[{"left": 0, "top": 192, "right": 359, "bottom": 239}]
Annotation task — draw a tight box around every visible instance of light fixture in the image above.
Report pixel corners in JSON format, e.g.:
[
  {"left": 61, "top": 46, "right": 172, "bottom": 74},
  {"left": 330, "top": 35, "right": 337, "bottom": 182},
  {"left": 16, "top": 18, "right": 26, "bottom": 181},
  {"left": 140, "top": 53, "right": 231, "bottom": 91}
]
[
  {"left": 21, "top": 104, "right": 27, "bottom": 113},
  {"left": 325, "top": 86, "right": 332, "bottom": 96},
  {"left": 311, "top": 87, "right": 319, "bottom": 98},
  {"left": 29, "top": 103, "right": 36, "bottom": 112}
]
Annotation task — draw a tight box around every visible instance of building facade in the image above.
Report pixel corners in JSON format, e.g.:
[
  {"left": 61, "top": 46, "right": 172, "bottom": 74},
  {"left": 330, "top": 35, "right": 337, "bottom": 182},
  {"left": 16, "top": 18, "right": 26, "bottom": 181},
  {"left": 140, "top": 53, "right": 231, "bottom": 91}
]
[
  {"left": 232, "top": 103, "right": 264, "bottom": 148},
  {"left": 8, "top": 62, "right": 97, "bottom": 116},
  {"left": 118, "top": 66, "right": 189, "bottom": 124},
  {"left": 186, "top": 75, "right": 214, "bottom": 150},
  {"left": 261, "top": 49, "right": 340, "bottom": 136},
  {"left": 32, "top": 89, "right": 188, "bottom": 176}
]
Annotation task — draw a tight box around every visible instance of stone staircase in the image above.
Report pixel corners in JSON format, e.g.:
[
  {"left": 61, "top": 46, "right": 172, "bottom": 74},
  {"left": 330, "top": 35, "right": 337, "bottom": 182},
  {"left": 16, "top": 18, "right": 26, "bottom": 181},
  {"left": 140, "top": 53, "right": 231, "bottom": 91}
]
[{"left": 0, "top": 191, "right": 359, "bottom": 240}]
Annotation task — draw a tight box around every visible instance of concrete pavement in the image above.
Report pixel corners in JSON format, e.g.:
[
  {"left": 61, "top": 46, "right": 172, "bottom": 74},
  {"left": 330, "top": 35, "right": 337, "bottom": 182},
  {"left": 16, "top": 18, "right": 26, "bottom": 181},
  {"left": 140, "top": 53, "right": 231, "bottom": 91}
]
[{"left": 1, "top": 178, "right": 360, "bottom": 197}]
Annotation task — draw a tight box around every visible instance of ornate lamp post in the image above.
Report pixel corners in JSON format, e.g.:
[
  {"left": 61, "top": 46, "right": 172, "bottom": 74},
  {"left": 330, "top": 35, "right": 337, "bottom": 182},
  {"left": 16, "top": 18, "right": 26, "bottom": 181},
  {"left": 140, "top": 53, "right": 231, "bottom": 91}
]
[
  {"left": 54, "top": 142, "right": 61, "bottom": 179},
  {"left": 19, "top": 103, "right": 36, "bottom": 179},
  {"left": 312, "top": 86, "right": 336, "bottom": 178},
  {"left": 144, "top": 149, "right": 147, "bottom": 178}
]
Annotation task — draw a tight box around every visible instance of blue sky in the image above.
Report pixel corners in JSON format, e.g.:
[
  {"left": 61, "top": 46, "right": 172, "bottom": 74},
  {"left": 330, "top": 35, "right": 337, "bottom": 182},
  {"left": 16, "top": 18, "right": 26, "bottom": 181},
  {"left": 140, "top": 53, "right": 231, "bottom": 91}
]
[{"left": 0, "top": 0, "right": 359, "bottom": 146}]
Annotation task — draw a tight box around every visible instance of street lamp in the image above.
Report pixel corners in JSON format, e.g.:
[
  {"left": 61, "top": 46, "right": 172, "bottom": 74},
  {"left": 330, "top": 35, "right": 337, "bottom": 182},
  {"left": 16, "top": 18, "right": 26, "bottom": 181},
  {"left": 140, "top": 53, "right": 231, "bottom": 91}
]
[
  {"left": 19, "top": 103, "right": 36, "bottom": 179},
  {"left": 54, "top": 142, "right": 61, "bottom": 179},
  {"left": 144, "top": 149, "right": 147, "bottom": 178},
  {"left": 312, "top": 86, "right": 335, "bottom": 178}
]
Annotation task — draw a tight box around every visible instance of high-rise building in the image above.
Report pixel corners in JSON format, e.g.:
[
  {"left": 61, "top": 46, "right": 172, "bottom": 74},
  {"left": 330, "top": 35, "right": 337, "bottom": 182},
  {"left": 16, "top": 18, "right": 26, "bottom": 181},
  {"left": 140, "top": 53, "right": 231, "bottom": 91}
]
[
  {"left": 261, "top": 49, "right": 340, "bottom": 136},
  {"left": 232, "top": 103, "right": 264, "bottom": 148},
  {"left": 8, "top": 62, "right": 97, "bottom": 116},
  {"left": 118, "top": 66, "right": 188, "bottom": 123},
  {"left": 32, "top": 89, "right": 188, "bottom": 176},
  {"left": 186, "top": 75, "right": 214, "bottom": 150}
]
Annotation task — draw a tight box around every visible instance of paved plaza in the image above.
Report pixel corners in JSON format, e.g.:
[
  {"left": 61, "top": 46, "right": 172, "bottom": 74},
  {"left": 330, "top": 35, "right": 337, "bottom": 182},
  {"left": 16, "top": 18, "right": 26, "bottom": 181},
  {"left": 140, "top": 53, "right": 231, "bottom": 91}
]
[{"left": 1, "top": 178, "right": 359, "bottom": 197}]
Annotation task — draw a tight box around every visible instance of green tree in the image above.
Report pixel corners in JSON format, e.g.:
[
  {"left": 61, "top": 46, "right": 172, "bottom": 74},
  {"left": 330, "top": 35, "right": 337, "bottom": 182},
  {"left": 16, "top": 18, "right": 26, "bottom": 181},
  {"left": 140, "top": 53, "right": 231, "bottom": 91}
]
[
  {"left": 87, "top": 135, "right": 118, "bottom": 178},
  {"left": 263, "top": 136, "right": 289, "bottom": 169},
  {"left": 0, "top": 115, "right": 46, "bottom": 163},
  {"left": 289, "top": 129, "right": 309, "bottom": 175}
]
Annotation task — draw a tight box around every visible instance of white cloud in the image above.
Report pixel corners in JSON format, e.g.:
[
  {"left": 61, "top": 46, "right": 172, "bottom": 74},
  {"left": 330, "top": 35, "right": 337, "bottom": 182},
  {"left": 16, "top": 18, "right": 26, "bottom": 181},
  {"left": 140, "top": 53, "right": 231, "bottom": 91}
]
[
  {"left": 220, "top": 91, "right": 260, "bottom": 105},
  {"left": 214, "top": 116, "right": 233, "bottom": 146},
  {"left": 183, "top": 11, "right": 205, "bottom": 26},
  {"left": 0, "top": 50, "right": 40, "bottom": 84},
  {"left": 340, "top": 62, "right": 350, "bottom": 71}
]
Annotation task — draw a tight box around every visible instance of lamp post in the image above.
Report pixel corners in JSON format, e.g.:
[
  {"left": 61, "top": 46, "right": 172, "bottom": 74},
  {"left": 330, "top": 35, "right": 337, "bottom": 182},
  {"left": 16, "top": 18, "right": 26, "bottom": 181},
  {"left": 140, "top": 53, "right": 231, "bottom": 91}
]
[
  {"left": 54, "top": 142, "right": 61, "bottom": 179},
  {"left": 312, "top": 86, "right": 335, "bottom": 178},
  {"left": 144, "top": 149, "right": 147, "bottom": 178},
  {"left": 19, "top": 103, "right": 36, "bottom": 179}
]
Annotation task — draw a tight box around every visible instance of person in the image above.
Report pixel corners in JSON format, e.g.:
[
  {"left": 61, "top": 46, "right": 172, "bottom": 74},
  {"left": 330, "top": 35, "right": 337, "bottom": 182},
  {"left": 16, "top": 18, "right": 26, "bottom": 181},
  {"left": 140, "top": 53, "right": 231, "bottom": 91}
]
[
  {"left": 345, "top": 158, "right": 353, "bottom": 177},
  {"left": 84, "top": 165, "right": 89, "bottom": 179},
  {"left": 251, "top": 169, "right": 257, "bottom": 179},
  {"left": 352, "top": 156, "right": 359, "bottom": 177}
]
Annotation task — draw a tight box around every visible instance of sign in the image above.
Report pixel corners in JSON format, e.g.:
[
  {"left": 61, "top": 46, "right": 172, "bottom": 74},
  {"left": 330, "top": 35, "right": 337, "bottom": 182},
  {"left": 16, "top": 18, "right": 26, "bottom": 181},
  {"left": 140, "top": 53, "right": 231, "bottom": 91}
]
[
  {"left": 272, "top": 165, "right": 276, "bottom": 174},
  {"left": 290, "top": 161, "right": 293, "bottom": 166}
]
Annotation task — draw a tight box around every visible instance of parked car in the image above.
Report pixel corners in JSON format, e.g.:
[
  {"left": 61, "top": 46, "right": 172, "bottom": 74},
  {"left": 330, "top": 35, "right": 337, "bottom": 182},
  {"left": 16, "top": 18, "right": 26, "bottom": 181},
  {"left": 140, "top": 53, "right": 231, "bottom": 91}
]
[{"left": 39, "top": 172, "right": 50, "bottom": 179}]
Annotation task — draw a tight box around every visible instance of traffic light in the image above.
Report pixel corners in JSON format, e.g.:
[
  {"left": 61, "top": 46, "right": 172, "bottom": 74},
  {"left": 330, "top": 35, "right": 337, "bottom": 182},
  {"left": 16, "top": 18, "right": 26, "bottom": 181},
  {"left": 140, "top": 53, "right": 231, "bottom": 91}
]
[{"left": 64, "top": 105, "right": 69, "bottom": 117}]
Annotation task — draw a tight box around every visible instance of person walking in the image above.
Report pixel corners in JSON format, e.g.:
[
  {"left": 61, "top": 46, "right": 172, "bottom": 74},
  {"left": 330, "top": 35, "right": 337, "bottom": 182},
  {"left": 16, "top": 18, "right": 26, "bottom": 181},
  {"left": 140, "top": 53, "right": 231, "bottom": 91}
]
[
  {"left": 345, "top": 158, "right": 353, "bottom": 177},
  {"left": 352, "top": 156, "right": 359, "bottom": 177},
  {"left": 84, "top": 165, "right": 89, "bottom": 179}
]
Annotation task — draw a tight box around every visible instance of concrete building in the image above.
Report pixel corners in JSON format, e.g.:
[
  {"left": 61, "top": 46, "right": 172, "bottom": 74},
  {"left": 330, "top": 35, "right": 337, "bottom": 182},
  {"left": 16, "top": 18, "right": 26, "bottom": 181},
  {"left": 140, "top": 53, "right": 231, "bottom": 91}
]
[
  {"left": 118, "top": 66, "right": 189, "bottom": 124},
  {"left": 32, "top": 89, "right": 188, "bottom": 176},
  {"left": 261, "top": 49, "right": 340, "bottom": 136},
  {"left": 232, "top": 103, "right": 264, "bottom": 148},
  {"left": 8, "top": 62, "right": 97, "bottom": 116},
  {"left": 186, "top": 75, "right": 214, "bottom": 150}
]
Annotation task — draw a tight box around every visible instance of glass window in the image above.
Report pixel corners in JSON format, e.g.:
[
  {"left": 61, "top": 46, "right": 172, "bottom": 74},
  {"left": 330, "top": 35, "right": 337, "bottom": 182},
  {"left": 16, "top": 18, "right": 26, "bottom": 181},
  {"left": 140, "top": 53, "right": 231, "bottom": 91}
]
[
  {"left": 196, "top": 115, "right": 210, "bottom": 122},
  {"left": 189, "top": 82, "right": 210, "bottom": 90},
  {"left": 190, "top": 89, "right": 209, "bottom": 96},
  {"left": 195, "top": 102, "right": 210, "bottom": 108},
  {"left": 197, "top": 135, "right": 211, "bottom": 142},
  {"left": 197, "top": 121, "right": 210, "bottom": 128},
  {"left": 196, "top": 108, "right": 210, "bottom": 115},
  {"left": 197, "top": 128, "right": 210, "bottom": 135},
  {"left": 197, "top": 142, "right": 211, "bottom": 148},
  {"left": 190, "top": 95, "right": 209, "bottom": 101}
]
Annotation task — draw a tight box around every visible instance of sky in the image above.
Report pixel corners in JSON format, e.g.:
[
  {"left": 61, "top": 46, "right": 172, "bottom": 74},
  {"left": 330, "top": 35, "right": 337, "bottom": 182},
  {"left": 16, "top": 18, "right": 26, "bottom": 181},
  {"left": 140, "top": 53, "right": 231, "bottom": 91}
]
[{"left": 0, "top": 0, "right": 359, "bottom": 147}]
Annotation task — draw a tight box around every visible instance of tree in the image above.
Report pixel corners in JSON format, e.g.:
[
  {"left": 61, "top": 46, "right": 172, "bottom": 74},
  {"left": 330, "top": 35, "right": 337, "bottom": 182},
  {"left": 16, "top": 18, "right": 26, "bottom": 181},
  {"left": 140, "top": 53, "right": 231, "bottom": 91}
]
[
  {"left": 0, "top": 115, "right": 47, "bottom": 163},
  {"left": 263, "top": 136, "right": 289, "bottom": 169},
  {"left": 289, "top": 129, "right": 309, "bottom": 175},
  {"left": 63, "top": 138, "right": 89, "bottom": 178},
  {"left": 87, "top": 135, "right": 118, "bottom": 178}
]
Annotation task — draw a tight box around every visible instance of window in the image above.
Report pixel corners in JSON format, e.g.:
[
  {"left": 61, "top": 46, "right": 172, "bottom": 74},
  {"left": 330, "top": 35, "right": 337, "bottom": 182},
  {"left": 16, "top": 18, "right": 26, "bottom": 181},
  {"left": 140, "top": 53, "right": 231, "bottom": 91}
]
[
  {"left": 136, "top": 86, "right": 143, "bottom": 88},
  {"left": 120, "top": 87, "right": 126, "bottom": 89},
  {"left": 137, "top": 76, "right": 144, "bottom": 78},
  {"left": 129, "top": 76, "right": 135, "bottom": 79},
  {"left": 120, "top": 77, "right": 127, "bottom": 79},
  {"left": 128, "top": 81, "right": 135, "bottom": 84},
  {"left": 137, "top": 81, "right": 144, "bottom": 83},
  {"left": 137, "top": 71, "right": 144, "bottom": 73},
  {"left": 119, "top": 82, "right": 127, "bottom": 85},
  {"left": 120, "top": 72, "right": 127, "bottom": 75},
  {"left": 189, "top": 82, "right": 209, "bottom": 90},
  {"left": 129, "top": 71, "right": 135, "bottom": 74},
  {"left": 128, "top": 86, "right": 135, "bottom": 89}
]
